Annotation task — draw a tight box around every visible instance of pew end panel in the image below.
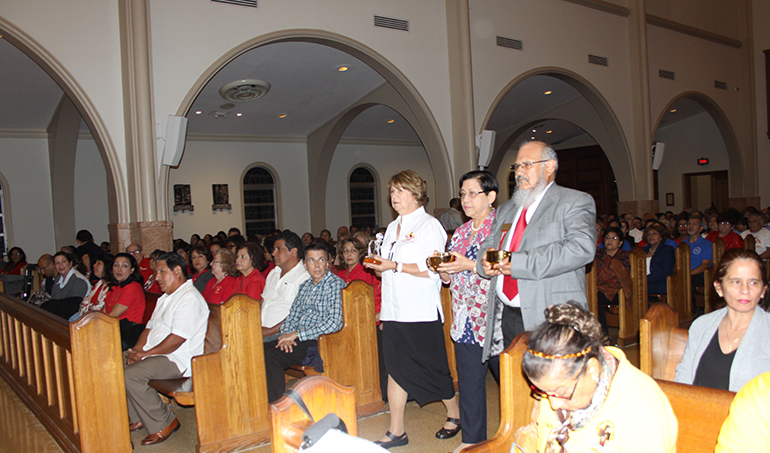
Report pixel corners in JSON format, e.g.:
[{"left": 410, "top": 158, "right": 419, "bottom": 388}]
[
  {"left": 290, "top": 280, "right": 385, "bottom": 418},
  {"left": 441, "top": 285, "right": 459, "bottom": 390},
  {"left": 143, "top": 291, "right": 161, "bottom": 325},
  {"left": 70, "top": 313, "right": 133, "bottom": 453},
  {"left": 270, "top": 375, "right": 358, "bottom": 453},
  {"left": 464, "top": 333, "right": 534, "bottom": 453},
  {"left": 640, "top": 303, "right": 688, "bottom": 381},
  {"left": 585, "top": 261, "right": 598, "bottom": 321},
  {"left": 656, "top": 380, "right": 735, "bottom": 453},
  {"left": 192, "top": 295, "right": 271, "bottom": 453}
]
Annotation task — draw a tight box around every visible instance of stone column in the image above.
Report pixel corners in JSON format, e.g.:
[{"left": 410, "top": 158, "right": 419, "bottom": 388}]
[{"left": 446, "top": 0, "right": 476, "bottom": 174}]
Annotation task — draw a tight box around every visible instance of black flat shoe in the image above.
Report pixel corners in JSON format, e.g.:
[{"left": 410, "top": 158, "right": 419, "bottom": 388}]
[
  {"left": 374, "top": 431, "right": 409, "bottom": 449},
  {"left": 435, "top": 417, "right": 462, "bottom": 439}
]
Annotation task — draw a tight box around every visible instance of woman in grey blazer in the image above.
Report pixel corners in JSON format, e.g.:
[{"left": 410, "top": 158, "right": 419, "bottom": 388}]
[{"left": 675, "top": 249, "right": 770, "bottom": 392}]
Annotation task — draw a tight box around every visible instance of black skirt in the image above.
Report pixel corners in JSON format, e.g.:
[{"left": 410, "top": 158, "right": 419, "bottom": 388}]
[{"left": 382, "top": 319, "right": 455, "bottom": 406}]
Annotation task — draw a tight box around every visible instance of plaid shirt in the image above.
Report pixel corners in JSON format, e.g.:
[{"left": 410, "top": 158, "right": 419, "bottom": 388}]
[{"left": 280, "top": 270, "right": 344, "bottom": 341}]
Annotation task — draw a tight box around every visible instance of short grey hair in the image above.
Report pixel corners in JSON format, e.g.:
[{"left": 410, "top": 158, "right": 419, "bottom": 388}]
[{"left": 519, "top": 140, "right": 559, "bottom": 172}]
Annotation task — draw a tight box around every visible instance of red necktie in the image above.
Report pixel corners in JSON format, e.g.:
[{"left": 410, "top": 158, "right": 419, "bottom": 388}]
[{"left": 502, "top": 208, "right": 527, "bottom": 300}]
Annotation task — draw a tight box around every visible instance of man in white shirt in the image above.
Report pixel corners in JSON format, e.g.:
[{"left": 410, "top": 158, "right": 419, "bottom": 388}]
[
  {"left": 741, "top": 213, "right": 770, "bottom": 259},
  {"left": 124, "top": 253, "right": 208, "bottom": 446},
  {"left": 439, "top": 198, "right": 464, "bottom": 231},
  {"left": 261, "top": 230, "right": 310, "bottom": 341}
]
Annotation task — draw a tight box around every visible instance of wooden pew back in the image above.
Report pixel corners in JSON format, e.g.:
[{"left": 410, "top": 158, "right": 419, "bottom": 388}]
[
  {"left": 0, "top": 293, "right": 131, "bottom": 453},
  {"left": 464, "top": 333, "right": 533, "bottom": 453},
  {"left": 705, "top": 238, "right": 725, "bottom": 313},
  {"left": 615, "top": 248, "right": 647, "bottom": 345},
  {"left": 640, "top": 303, "right": 687, "bottom": 381},
  {"left": 585, "top": 261, "right": 598, "bottom": 320},
  {"left": 667, "top": 242, "right": 692, "bottom": 324},
  {"left": 270, "top": 376, "right": 357, "bottom": 453},
  {"left": 744, "top": 234, "right": 756, "bottom": 252},
  {"left": 316, "top": 280, "right": 384, "bottom": 417},
  {"left": 656, "top": 380, "right": 735, "bottom": 453},
  {"left": 441, "top": 285, "right": 459, "bottom": 389},
  {"left": 191, "top": 294, "right": 271, "bottom": 453}
]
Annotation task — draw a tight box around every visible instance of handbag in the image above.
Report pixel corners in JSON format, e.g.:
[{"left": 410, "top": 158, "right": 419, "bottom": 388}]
[{"left": 284, "top": 388, "right": 348, "bottom": 450}]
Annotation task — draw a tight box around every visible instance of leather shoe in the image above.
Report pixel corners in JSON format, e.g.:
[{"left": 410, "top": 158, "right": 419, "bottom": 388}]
[
  {"left": 140, "top": 418, "right": 180, "bottom": 446},
  {"left": 129, "top": 421, "right": 144, "bottom": 432},
  {"left": 374, "top": 431, "right": 408, "bottom": 449},
  {"left": 435, "top": 417, "right": 461, "bottom": 439}
]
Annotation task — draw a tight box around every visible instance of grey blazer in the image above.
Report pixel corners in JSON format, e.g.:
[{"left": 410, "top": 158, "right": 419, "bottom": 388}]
[
  {"left": 476, "top": 183, "right": 596, "bottom": 361},
  {"left": 675, "top": 306, "right": 770, "bottom": 392}
]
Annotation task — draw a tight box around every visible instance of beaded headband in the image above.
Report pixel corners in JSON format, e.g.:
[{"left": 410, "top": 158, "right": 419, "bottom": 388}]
[{"left": 526, "top": 345, "right": 592, "bottom": 360}]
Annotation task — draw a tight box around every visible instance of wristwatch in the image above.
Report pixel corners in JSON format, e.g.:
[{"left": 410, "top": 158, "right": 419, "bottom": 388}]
[{"left": 395, "top": 262, "right": 403, "bottom": 273}]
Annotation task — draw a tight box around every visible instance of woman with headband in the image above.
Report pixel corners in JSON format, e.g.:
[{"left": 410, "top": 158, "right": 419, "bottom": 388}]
[{"left": 520, "top": 303, "right": 677, "bottom": 453}]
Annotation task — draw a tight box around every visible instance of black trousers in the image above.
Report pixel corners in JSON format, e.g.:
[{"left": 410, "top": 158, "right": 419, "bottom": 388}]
[
  {"left": 502, "top": 305, "right": 525, "bottom": 348},
  {"left": 263, "top": 339, "right": 316, "bottom": 403},
  {"left": 455, "top": 342, "right": 499, "bottom": 443}
]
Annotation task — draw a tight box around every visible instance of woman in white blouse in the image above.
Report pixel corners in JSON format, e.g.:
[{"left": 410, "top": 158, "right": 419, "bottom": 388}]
[{"left": 364, "top": 170, "right": 460, "bottom": 449}]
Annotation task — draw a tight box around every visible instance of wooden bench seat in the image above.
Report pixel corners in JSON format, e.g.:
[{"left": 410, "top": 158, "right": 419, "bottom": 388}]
[
  {"left": 285, "top": 280, "right": 385, "bottom": 417},
  {"left": 150, "top": 295, "right": 270, "bottom": 453},
  {"left": 640, "top": 302, "right": 687, "bottom": 381}
]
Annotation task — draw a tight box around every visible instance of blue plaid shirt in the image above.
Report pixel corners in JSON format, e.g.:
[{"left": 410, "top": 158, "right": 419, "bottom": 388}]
[{"left": 280, "top": 270, "right": 344, "bottom": 341}]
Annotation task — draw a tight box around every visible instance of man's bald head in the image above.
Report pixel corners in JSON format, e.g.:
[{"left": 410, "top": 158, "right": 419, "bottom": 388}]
[
  {"left": 37, "top": 254, "right": 56, "bottom": 278},
  {"left": 126, "top": 243, "right": 144, "bottom": 261}
]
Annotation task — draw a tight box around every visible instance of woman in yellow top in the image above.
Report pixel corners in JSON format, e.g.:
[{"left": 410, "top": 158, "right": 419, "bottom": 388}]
[
  {"left": 716, "top": 370, "right": 770, "bottom": 453},
  {"left": 520, "top": 303, "right": 677, "bottom": 453}
]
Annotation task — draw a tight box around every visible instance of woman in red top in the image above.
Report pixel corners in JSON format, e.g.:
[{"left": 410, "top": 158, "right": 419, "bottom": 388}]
[
  {"left": 705, "top": 212, "right": 745, "bottom": 251},
  {"left": 1, "top": 247, "right": 27, "bottom": 275},
  {"left": 335, "top": 237, "right": 382, "bottom": 318},
  {"left": 70, "top": 254, "right": 114, "bottom": 322},
  {"left": 104, "top": 253, "right": 146, "bottom": 350},
  {"left": 202, "top": 250, "right": 239, "bottom": 305},
  {"left": 235, "top": 242, "right": 266, "bottom": 301}
]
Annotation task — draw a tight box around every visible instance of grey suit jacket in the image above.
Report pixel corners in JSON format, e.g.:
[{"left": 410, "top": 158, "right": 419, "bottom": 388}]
[{"left": 476, "top": 183, "right": 596, "bottom": 361}]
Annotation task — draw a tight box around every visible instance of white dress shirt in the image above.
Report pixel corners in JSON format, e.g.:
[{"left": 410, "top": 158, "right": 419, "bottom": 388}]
[{"left": 261, "top": 262, "right": 310, "bottom": 328}]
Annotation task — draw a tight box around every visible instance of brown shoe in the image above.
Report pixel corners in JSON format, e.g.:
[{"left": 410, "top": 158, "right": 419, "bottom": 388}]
[
  {"left": 140, "top": 418, "right": 180, "bottom": 446},
  {"left": 129, "top": 421, "right": 144, "bottom": 432}
]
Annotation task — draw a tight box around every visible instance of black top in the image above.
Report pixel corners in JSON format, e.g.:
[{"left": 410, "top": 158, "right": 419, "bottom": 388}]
[
  {"left": 693, "top": 329, "right": 735, "bottom": 390},
  {"left": 75, "top": 241, "right": 105, "bottom": 273}
]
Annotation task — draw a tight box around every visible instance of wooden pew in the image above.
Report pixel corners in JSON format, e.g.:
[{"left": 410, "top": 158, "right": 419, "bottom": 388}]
[
  {"left": 149, "top": 295, "right": 271, "bottom": 453},
  {"left": 640, "top": 302, "right": 687, "bottom": 381},
  {"left": 270, "top": 375, "right": 358, "bottom": 453},
  {"left": 744, "top": 233, "right": 755, "bottom": 252},
  {"left": 0, "top": 293, "right": 131, "bottom": 453},
  {"left": 666, "top": 242, "right": 692, "bottom": 325},
  {"left": 463, "top": 333, "right": 534, "bottom": 453},
  {"left": 286, "top": 281, "right": 385, "bottom": 417},
  {"left": 656, "top": 380, "right": 735, "bottom": 453},
  {"left": 441, "top": 284, "right": 459, "bottom": 390},
  {"left": 705, "top": 238, "right": 725, "bottom": 313},
  {"left": 142, "top": 291, "right": 161, "bottom": 325},
  {"left": 465, "top": 326, "right": 734, "bottom": 453}
]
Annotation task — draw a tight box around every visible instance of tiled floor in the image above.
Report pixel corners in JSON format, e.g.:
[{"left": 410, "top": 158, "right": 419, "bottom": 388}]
[{"left": 2, "top": 339, "right": 640, "bottom": 453}]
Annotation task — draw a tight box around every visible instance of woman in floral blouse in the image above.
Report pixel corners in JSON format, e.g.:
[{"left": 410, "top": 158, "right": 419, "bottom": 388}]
[{"left": 436, "top": 170, "right": 499, "bottom": 453}]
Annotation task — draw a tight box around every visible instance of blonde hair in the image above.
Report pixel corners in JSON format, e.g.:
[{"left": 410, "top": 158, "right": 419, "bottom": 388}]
[{"left": 388, "top": 170, "right": 428, "bottom": 207}]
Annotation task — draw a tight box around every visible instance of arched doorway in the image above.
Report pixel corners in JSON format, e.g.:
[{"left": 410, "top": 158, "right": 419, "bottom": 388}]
[
  {"left": 0, "top": 20, "right": 123, "bottom": 256},
  {"left": 652, "top": 93, "right": 741, "bottom": 213},
  {"left": 168, "top": 34, "right": 446, "bottom": 237},
  {"left": 480, "top": 71, "right": 628, "bottom": 214}
]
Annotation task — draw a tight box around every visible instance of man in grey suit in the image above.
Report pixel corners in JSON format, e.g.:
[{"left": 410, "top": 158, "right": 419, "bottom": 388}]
[{"left": 477, "top": 141, "right": 596, "bottom": 362}]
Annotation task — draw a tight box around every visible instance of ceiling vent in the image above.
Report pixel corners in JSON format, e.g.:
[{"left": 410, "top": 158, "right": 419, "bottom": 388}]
[
  {"left": 714, "top": 80, "right": 728, "bottom": 90},
  {"left": 659, "top": 69, "right": 675, "bottom": 80},
  {"left": 218, "top": 79, "right": 271, "bottom": 102},
  {"left": 497, "top": 36, "right": 523, "bottom": 51},
  {"left": 374, "top": 15, "right": 409, "bottom": 31},
  {"left": 211, "top": 0, "right": 257, "bottom": 7},
  {"left": 588, "top": 55, "right": 608, "bottom": 66}
]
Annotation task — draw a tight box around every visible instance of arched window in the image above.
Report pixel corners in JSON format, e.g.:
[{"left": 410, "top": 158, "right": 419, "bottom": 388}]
[
  {"left": 349, "top": 167, "right": 377, "bottom": 229},
  {"left": 243, "top": 166, "right": 277, "bottom": 237},
  {"left": 508, "top": 171, "right": 516, "bottom": 198}
]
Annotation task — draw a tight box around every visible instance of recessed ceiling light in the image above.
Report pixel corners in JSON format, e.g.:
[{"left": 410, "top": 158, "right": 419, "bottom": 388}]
[
  {"left": 670, "top": 109, "right": 677, "bottom": 113},
  {"left": 531, "top": 136, "right": 535, "bottom": 139},
  {"left": 336, "top": 65, "right": 349, "bottom": 72},
  {"left": 278, "top": 114, "right": 287, "bottom": 119},
  {"left": 195, "top": 111, "right": 202, "bottom": 115},
  {"left": 546, "top": 130, "right": 553, "bottom": 134},
  {"left": 532, "top": 129, "right": 536, "bottom": 132},
  {"left": 544, "top": 90, "right": 552, "bottom": 95},
  {"left": 387, "top": 119, "right": 395, "bottom": 124},
  {"left": 236, "top": 113, "right": 243, "bottom": 117}
]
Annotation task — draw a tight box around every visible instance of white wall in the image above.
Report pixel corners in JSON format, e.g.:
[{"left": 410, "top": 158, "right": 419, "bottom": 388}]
[
  {"left": 0, "top": 135, "right": 55, "bottom": 259},
  {"left": 167, "top": 139, "right": 310, "bottom": 240},
  {"left": 74, "top": 137, "right": 109, "bottom": 244},
  {"left": 326, "top": 142, "right": 434, "bottom": 232},
  {"left": 654, "top": 111, "right": 729, "bottom": 212}
]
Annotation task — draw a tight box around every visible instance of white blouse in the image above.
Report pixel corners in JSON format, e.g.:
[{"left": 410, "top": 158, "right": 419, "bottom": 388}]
[{"left": 380, "top": 206, "right": 447, "bottom": 323}]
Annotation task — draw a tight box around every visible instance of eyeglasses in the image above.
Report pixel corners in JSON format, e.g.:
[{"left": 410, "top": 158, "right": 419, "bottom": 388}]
[
  {"left": 458, "top": 190, "right": 488, "bottom": 199},
  {"left": 529, "top": 356, "right": 588, "bottom": 401},
  {"left": 510, "top": 159, "right": 549, "bottom": 172},
  {"left": 128, "top": 250, "right": 141, "bottom": 255}
]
